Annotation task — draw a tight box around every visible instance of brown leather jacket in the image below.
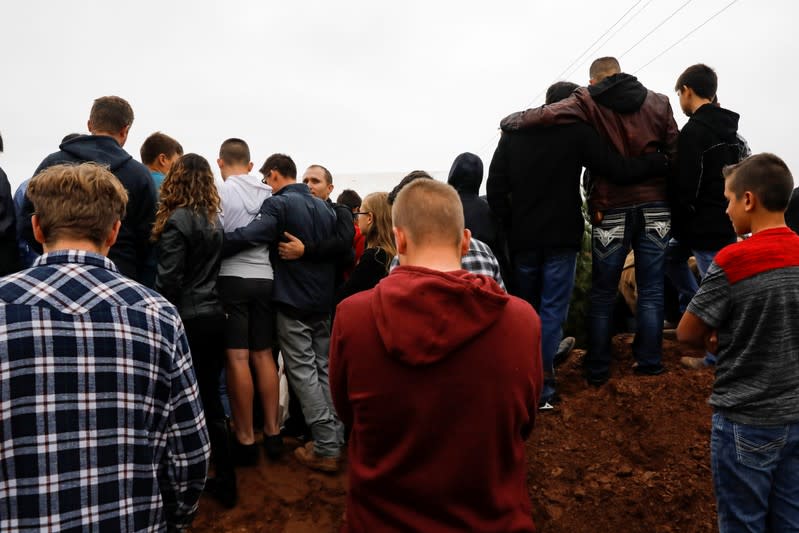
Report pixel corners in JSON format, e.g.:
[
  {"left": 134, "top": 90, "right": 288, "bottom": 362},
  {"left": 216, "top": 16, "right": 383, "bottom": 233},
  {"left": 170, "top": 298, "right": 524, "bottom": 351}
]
[{"left": 501, "top": 73, "right": 679, "bottom": 216}]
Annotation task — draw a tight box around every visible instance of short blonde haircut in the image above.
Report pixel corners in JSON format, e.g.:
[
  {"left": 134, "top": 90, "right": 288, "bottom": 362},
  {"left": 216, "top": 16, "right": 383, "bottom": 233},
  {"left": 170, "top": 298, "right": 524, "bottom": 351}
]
[
  {"left": 392, "top": 179, "right": 464, "bottom": 249},
  {"left": 27, "top": 163, "right": 128, "bottom": 247}
]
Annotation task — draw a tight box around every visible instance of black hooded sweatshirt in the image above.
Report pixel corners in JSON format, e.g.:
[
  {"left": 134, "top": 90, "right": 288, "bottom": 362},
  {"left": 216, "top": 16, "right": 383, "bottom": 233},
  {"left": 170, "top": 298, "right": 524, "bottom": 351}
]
[
  {"left": 20, "top": 135, "right": 156, "bottom": 282},
  {"left": 671, "top": 103, "right": 748, "bottom": 250},
  {"left": 447, "top": 152, "right": 499, "bottom": 249}
]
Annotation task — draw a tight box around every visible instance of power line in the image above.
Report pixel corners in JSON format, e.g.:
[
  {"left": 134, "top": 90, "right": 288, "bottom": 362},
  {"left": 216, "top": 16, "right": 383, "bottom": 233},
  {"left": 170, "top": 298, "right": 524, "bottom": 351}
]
[
  {"left": 562, "top": 0, "right": 658, "bottom": 82},
  {"left": 634, "top": 0, "right": 741, "bottom": 74},
  {"left": 619, "top": 0, "right": 694, "bottom": 59}
]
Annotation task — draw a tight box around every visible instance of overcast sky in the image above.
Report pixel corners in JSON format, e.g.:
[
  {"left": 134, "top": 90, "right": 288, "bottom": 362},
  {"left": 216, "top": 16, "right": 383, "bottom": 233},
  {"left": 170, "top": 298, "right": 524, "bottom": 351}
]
[{"left": 1, "top": 0, "right": 795, "bottom": 196}]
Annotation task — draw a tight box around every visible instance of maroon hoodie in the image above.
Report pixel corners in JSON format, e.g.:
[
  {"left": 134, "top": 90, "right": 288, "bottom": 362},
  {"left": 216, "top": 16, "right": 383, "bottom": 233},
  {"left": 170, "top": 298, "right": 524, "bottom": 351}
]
[{"left": 330, "top": 265, "right": 542, "bottom": 533}]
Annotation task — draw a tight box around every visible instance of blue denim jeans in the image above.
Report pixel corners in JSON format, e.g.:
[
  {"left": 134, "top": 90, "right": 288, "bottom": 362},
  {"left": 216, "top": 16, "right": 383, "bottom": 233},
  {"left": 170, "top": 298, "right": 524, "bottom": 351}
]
[
  {"left": 513, "top": 248, "right": 578, "bottom": 402},
  {"left": 585, "top": 203, "right": 670, "bottom": 381},
  {"left": 665, "top": 239, "right": 733, "bottom": 365},
  {"left": 711, "top": 412, "right": 799, "bottom": 533}
]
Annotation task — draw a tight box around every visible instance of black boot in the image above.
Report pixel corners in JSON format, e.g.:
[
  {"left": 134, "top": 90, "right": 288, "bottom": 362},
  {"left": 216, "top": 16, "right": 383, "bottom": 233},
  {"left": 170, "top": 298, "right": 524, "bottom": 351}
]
[{"left": 205, "top": 418, "right": 238, "bottom": 508}]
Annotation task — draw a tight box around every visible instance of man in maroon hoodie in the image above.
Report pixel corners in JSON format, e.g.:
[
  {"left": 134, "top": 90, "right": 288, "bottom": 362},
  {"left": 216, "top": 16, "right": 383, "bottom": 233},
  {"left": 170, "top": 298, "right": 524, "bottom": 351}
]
[{"left": 330, "top": 179, "right": 543, "bottom": 532}]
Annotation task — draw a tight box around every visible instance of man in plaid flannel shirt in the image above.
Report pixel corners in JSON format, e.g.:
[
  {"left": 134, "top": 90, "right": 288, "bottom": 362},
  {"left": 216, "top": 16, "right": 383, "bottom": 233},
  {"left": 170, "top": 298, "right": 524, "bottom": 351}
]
[{"left": 0, "top": 163, "right": 209, "bottom": 532}]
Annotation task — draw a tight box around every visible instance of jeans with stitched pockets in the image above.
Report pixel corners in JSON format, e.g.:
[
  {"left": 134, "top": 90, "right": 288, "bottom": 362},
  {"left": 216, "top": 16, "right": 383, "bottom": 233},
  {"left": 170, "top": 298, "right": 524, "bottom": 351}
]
[
  {"left": 585, "top": 202, "right": 670, "bottom": 381},
  {"left": 513, "top": 248, "right": 578, "bottom": 403},
  {"left": 711, "top": 412, "right": 799, "bottom": 533}
]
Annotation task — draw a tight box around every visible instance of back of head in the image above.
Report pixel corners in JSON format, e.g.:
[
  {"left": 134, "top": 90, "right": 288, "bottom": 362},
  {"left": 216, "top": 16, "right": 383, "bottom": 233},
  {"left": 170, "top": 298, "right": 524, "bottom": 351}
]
[
  {"left": 545, "top": 81, "right": 579, "bottom": 105},
  {"left": 723, "top": 153, "right": 794, "bottom": 212},
  {"left": 219, "top": 138, "right": 251, "bottom": 167},
  {"left": 0, "top": 132, "right": 4, "bottom": 152},
  {"left": 259, "top": 153, "right": 297, "bottom": 179},
  {"left": 387, "top": 170, "right": 433, "bottom": 205},
  {"left": 674, "top": 64, "right": 718, "bottom": 100},
  {"left": 337, "top": 189, "right": 362, "bottom": 210},
  {"left": 89, "top": 96, "right": 134, "bottom": 133},
  {"left": 27, "top": 163, "right": 128, "bottom": 247},
  {"left": 140, "top": 132, "right": 184, "bottom": 165},
  {"left": 153, "top": 153, "right": 220, "bottom": 240},
  {"left": 361, "top": 192, "right": 396, "bottom": 259},
  {"left": 447, "top": 152, "right": 483, "bottom": 193},
  {"left": 393, "top": 179, "right": 464, "bottom": 249},
  {"left": 589, "top": 57, "right": 621, "bottom": 82}
]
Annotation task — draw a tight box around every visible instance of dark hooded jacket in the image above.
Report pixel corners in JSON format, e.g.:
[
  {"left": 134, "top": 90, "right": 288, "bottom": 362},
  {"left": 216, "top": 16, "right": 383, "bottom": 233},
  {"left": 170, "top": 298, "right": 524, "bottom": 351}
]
[
  {"left": 447, "top": 153, "right": 498, "bottom": 248},
  {"left": 330, "top": 266, "right": 542, "bottom": 533},
  {"left": 0, "top": 165, "right": 19, "bottom": 275},
  {"left": 19, "top": 135, "right": 156, "bottom": 282},
  {"left": 671, "top": 103, "right": 748, "bottom": 250},
  {"left": 501, "top": 73, "right": 679, "bottom": 215}
]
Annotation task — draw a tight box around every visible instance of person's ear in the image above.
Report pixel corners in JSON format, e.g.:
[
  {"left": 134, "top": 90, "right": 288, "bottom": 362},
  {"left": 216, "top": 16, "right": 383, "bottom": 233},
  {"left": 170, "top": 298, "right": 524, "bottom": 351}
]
[
  {"left": 743, "top": 191, "right": 755, "bottom": 212},
  {"left": 32, "top": 214, "right": 46, "bottom": 245},
  {"left": 460, "top": 228, "right": 471, "bottom": 257},
  {"left": 247, "top": 161, "right": 254, "bottom": 173},
  {"left": 393, "top": 226, "right": 407, "bottom": 255},
  {"left": 216, "top": 158, "right": 225, "bottom": 170},
  {"left": 104, "top": 220, "right": 122, "bottom": 250}
]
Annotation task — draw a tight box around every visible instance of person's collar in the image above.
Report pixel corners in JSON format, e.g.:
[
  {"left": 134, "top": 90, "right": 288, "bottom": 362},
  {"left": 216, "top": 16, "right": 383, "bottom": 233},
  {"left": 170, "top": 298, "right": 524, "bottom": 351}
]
[{"left": 33, "top": 250, "right": 118, "bottom": 272}]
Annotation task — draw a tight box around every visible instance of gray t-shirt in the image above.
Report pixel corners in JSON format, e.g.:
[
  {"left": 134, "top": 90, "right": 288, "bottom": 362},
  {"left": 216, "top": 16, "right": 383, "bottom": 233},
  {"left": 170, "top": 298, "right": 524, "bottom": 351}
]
[{"left": 687, "top": 227, "right": 799, "bottom": 425}]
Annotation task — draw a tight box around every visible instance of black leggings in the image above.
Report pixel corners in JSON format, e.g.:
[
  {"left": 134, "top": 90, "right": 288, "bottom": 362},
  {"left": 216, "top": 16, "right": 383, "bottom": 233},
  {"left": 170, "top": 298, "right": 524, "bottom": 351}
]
[{"left": 183, "top": 315, "right": 226, "bottom": 422}]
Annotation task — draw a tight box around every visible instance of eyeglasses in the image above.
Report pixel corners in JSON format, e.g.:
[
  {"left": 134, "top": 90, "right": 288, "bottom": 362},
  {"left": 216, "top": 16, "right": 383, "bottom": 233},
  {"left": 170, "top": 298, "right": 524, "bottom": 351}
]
[{"left": 353, "top": 211, "right": 371, "bottom": 217}]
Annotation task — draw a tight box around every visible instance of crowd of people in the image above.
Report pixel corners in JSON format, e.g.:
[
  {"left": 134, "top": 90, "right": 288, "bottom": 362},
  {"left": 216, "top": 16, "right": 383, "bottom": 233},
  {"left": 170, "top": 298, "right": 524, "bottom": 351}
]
[{"left": 1, "top": 55, "right": 798, "bottom": 533}]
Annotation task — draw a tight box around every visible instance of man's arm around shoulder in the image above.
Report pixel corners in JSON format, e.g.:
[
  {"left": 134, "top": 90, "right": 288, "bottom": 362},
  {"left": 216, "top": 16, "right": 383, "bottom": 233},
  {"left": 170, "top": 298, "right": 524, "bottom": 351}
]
[{"left": 500, "top": 91, "right": 588, "bottom": 132}]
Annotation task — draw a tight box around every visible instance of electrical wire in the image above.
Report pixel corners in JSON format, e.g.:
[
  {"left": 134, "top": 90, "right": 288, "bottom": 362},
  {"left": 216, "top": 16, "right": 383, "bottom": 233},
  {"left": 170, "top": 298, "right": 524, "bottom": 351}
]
[{"left": 619, "top": 0, "right": 693, "bottom": 59}]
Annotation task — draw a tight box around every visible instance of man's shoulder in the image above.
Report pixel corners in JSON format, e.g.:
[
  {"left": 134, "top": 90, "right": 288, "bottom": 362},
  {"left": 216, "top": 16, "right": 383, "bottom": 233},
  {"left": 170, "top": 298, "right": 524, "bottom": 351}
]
[{"left": 715, "top": 230, "right": 799, "bottom": 285}]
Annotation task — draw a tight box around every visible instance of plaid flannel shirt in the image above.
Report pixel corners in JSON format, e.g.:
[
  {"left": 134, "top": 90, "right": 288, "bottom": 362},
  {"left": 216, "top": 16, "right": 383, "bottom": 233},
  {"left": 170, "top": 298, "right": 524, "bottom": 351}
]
[
  {"left": 390, "top": 237, "right": 506, "bottom": 291},
  {"left": 0, "top": 250, "right": 210, "bottom": 532}
]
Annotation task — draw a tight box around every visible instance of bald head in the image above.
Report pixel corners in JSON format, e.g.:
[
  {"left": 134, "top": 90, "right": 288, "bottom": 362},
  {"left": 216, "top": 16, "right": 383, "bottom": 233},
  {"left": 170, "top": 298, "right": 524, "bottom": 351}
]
[{"left": 589, "top": 57, "right": 621, "bottom": 83}]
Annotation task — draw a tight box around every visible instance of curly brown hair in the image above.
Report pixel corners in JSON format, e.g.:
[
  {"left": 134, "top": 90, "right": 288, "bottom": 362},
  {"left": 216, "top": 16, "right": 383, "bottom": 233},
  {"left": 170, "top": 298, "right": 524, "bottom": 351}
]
[{"left": 151, "top": 153, "right": 220, "bottom": 240}]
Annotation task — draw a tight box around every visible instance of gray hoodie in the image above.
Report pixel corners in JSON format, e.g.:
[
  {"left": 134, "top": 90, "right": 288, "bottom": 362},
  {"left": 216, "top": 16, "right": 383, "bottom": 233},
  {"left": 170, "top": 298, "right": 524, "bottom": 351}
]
[{"left": 218, "top": 174, "right": 273, "bottom": 279}]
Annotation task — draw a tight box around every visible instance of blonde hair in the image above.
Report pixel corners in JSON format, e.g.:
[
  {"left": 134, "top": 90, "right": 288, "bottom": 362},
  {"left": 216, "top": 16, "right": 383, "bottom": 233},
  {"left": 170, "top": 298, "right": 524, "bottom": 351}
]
[
  {"left": 392, "top": 180, "right": 463, "bottom": 249},
  {"left": 26, "top": 163, "right": 128, "bottom": 247},
  {"left": 152, "top": 153, "right": 220, "bottom": 240},
  {"left": 361, "top": 192, "right": 396, "bottom": 269}
]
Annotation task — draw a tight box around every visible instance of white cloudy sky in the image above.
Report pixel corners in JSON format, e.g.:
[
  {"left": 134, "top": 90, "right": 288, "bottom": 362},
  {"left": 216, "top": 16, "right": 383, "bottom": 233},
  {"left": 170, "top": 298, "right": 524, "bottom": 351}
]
[{"left": 1, "top": 0, "right": 796, "bottom": 196}]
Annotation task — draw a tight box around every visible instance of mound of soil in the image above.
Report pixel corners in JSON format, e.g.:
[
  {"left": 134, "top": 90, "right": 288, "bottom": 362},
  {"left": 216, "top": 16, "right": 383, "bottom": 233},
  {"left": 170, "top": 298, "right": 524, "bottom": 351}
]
[{"left": 192, "top": 333, "right": 716, "bottom": 532}]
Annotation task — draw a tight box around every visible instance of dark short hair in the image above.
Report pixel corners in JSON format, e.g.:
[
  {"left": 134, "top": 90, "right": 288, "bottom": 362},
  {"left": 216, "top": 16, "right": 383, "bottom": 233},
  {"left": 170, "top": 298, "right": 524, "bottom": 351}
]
[
  {"left": 387, "top": 170, "right": 434, "bottom": 205},
  {"left": 219, "top": 138, "right": 251, "bottom": 166},
  {"left": 546, "top": 81, "right": 579, "bottom": 105},
  {"left": 675, "top": 64, "right": 718, "bottom": 100},
  {"left": 0, "top": 132, "right": 3, "bottom": 152},
  {"left": 140, "top": 132, "right": 184, "bottom": 165},
  {"left": 336, "top": 189, "right": 362, "bottom": 210},
  {"left": 89, "top": 96, "right": 134, "bottom": 133},
  {"left": 723, "top": 153, "right": 794, "bottom": 212},
  {"left": 259, "top": 153, "right": 297, "bottom": 179},
  {"left": 308, "top": 164, "right": 333, "bottom": 185},
  {"left": 589, "top": 57, "right": 621, "bottom": 81}
]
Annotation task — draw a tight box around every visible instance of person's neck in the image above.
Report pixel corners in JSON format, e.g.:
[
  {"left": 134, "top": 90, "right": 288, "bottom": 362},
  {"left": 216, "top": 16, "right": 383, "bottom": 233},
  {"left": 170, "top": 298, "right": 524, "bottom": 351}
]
[
  {"left": 43, "top": 239, "right": 106, "bottom": 255},
  {"left": 221, "top": 166, "right": 251, "bottom": 180},
  {"left": 750, "top": 213, "right": 788, "bottom": 235},
  {"left": 398, "top": 248, "right": 462, "bottom": 272},
  {"left": 690, "top": 98, "right": 713, "bottom": 115}
]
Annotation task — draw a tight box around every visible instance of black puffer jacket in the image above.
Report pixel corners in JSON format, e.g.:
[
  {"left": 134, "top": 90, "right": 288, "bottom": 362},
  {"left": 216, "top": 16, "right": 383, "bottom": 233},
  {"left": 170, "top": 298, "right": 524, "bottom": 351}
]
[{"left": 155, "top": 208, "right": 224, "bottom": 320}]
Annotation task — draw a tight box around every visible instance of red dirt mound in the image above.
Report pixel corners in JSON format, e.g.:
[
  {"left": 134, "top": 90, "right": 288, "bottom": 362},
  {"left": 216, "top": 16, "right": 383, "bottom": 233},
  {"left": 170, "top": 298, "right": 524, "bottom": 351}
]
[{"left": 192, "top": 333, "right": 716, "bottom": 532}]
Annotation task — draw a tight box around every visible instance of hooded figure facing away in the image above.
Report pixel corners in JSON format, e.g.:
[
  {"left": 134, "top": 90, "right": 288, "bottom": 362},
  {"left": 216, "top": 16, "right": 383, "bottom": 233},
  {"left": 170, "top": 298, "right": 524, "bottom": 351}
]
[
  {"left": 447, "top": 152, "right": 498, "bottom": 248},
  {"left": 330, "top": 179, "right": 541, "bottom": 533}
]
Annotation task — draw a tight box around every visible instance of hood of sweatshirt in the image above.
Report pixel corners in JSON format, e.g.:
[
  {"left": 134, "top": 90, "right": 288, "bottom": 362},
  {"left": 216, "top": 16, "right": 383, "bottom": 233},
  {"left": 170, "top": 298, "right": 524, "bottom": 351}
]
[
  {"left": 447, "top": 152, "right": 484, "bottom": 194},
  {"left": 60, "top": 135, "right": 132, "bottom": 171},
  {"left": 588, "top": 73, "right": 648, "bottom": 114},
  {"left": 690, "top": 103, "right": 740, "bottom": 139},
  {"left": 371, "top": 266, "right": 509, "bottom": 366},
  {"left": 224, "top": 174, "right": 273, "bottom": 215}
]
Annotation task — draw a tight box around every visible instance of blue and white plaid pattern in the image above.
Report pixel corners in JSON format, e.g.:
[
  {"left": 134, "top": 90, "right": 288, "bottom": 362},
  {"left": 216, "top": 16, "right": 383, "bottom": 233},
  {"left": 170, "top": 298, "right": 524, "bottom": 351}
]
[
  {"left": 389, "top": 237, "right": 506, "bottom": 291},
  {"left": 0, "top": 250, "right": 210, "bottom": 532}
]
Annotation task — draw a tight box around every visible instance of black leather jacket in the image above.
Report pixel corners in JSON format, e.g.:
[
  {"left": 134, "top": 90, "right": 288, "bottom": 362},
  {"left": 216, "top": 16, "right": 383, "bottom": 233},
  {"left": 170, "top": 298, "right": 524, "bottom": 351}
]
[{"left": 155, "top": 208, "right": 224, "bottom": 320}]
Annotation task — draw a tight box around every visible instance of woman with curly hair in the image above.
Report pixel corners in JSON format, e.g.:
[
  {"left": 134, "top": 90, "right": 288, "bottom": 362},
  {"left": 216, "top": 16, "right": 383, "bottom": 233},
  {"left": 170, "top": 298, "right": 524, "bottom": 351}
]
[
  {"left": 335, "top": 192, "right": 396, "bottom": 304},
  {"left": 152, "top": 153, "right": 237, "bottom": 507}
]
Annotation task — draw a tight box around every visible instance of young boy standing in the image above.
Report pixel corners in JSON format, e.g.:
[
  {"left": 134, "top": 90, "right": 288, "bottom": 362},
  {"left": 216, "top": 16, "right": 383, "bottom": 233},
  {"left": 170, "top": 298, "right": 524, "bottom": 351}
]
[{"left": 677, "top": 153, "right": 799, "bottom": 532}]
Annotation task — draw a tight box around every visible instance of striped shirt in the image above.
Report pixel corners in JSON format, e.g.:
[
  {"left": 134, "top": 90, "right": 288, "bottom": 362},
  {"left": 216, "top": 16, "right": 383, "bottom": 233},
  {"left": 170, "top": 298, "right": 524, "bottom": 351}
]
[
  {"left": 0, "top": 250, "right": 209, "bottom": 532},
  {"left": 688, "top": 227, "right": 799, "bottom": 425}
]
